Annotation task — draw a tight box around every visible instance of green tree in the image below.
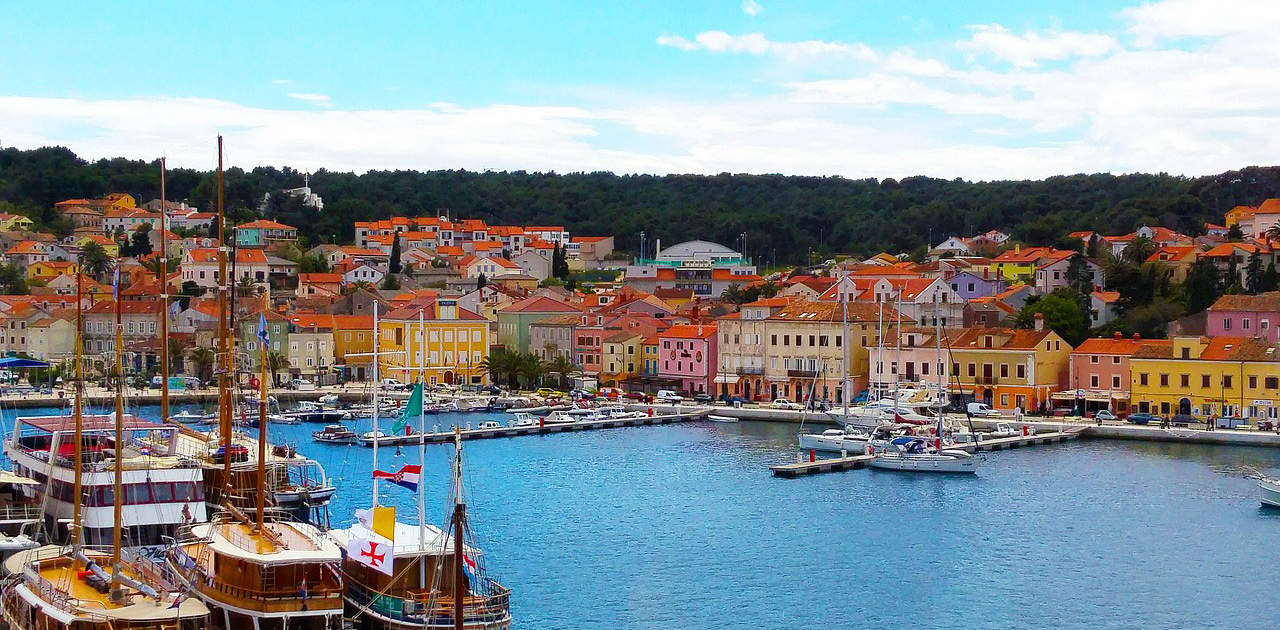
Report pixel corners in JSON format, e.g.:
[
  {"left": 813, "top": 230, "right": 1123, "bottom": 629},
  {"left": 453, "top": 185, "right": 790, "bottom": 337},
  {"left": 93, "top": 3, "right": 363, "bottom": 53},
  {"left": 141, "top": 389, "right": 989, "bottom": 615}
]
[
  {"left": 479, "top": 348, "right": 521, "bottom": 389},
  {"left": 125, "top": 224, "right": 153, "bottom": 258},
  {"left": 1262, "top": 263, "right": 1279, "bottom": 293},
  {"left": 1014, "top": 288, "right": 1090, "bottom": 345},
  {"left": 1065, "top": 254, "right": 1095, "bottom": 295},
  {"left": 1182, "top": 258, "right": 1222, "bottom": 313},
  {"left": 265, "top": 351, "right": 291, "bottom": 386},
  {"left": 1245, "top": 251, "right": 1265, "bottom": 294},
  {"left": 1227, "top": 224, "right": 1244, "bottom": 241},
  {"left": 389, "top": 231, "right": 402, "bottom": 274},
  {"left": 78, "top": 240, "right": 113, "bottom": 280},
  {"left": 720, "top": 283, "right": 746, "bottom": 305},
  {"left": 543, "top": 355, "right": 579, "bottom": 389},
  {"left": 297, "top": 254, "right": 330, "bottom": 274},
  {"left": 476, "top": 273, "right": 487, "bottom": 289},
  {"left": 381, "top": 273, "right": 400, "bottom": 290},
  {"left": 0, "top": 264, "right": 29, "bottom": 295},
  {"left": 188, "top": 347, "right": 215, "bottom": 384},
  {"left": 515, "top": 352, "right": 546, "bottom": 388},
  {"left": 1121, "top": 236, "right": 1156, "bottom": 264}
]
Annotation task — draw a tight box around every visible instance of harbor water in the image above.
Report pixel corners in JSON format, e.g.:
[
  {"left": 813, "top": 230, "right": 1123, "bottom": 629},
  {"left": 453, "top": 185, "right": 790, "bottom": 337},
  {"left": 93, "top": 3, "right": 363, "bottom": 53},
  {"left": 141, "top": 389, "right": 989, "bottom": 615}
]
[{"left": 4, "top": 402, "right": 1279, "bottom": 629}]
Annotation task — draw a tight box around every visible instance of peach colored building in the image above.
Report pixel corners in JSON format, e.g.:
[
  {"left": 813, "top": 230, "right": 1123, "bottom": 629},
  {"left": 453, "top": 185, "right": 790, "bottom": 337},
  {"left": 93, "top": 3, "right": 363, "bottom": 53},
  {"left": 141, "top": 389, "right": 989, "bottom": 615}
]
[{"left": 1066, "top": 333, "right": 1170, "bottom": 416}]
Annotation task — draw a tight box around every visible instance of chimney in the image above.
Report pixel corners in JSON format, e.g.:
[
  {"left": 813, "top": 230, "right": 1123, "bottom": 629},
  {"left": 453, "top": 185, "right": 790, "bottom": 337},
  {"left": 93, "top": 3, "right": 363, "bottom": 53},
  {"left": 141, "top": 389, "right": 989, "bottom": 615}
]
[
  {"left": 1033, "top": 312, "right": 1044, "bottom": 331},
  {"left": 1132, "top": 333, "right": 1141, "bottom": 340},
  {"left": 1113, "top": 331, "right": 1122, "bottom": 340},
  {"left": 1015, "top": 244, "right": 1021, "bottom": 254}
]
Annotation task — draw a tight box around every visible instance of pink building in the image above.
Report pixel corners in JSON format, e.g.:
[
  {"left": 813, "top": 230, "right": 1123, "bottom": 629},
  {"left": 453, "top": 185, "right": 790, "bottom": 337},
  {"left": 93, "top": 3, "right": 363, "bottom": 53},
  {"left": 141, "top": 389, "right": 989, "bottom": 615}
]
[
  {"left": 1206, "top": 293, "right": 1280, "bottom": 342},
  {"left": 657, "top": 324, "right": 717, "bottom": 395},
  {"left": 1069, "top": 333, "right": 1170, "bottom": 416}
]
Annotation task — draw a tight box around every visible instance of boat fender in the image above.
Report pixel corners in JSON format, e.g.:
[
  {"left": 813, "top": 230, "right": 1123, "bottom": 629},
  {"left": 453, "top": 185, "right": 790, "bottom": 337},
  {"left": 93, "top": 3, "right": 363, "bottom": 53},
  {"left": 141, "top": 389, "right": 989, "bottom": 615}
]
[
  {"left": 1021, "top": 424, "right": 1028, "bottom": 436},
  {"left": 865, "top": 444, "right": 873, "bottom": 455}
]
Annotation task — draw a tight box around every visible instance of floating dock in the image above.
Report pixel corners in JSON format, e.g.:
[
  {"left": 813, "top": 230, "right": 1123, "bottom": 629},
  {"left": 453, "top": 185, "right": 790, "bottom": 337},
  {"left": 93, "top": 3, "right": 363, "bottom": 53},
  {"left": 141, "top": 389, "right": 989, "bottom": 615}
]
[
  {"left": 770, "top": 430, "right": 1080, "bottom": 478},
  {"left": 361, "top": 407, "right": 712, "bottom": 446}
]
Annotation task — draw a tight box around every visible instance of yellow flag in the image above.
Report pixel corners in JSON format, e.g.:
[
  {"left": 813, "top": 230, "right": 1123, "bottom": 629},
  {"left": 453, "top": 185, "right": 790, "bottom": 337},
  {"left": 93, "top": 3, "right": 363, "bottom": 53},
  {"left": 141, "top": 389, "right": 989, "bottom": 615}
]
[{"left": 373, "top": 506, "right": 396, "bottom": 542}]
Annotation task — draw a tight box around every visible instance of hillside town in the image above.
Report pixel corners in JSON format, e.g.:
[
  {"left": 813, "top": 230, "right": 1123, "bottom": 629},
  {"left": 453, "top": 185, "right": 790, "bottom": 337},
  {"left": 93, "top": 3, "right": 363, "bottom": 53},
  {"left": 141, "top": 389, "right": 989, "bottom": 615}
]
[{"left": 2, "top": 191, "right": 1279, "bottom": 425}]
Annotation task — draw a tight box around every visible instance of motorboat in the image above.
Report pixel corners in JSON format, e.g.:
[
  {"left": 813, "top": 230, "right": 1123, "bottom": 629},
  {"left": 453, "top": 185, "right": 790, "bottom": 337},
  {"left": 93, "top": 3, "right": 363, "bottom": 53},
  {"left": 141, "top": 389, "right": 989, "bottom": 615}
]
[
  {"left": 597, "top": 404, "right": 644, "bottom": 420},
  {"left": 476, "top": 420, "right": 503, "bottom": 430},
  {"left": 312, "top": 424, "right": 359, "bottom": 444},
  {"left": 1260, "top": 477, "right": 1280, "bottom": 508},
  {"left": 869, "top": 436, "right": 976, "bottom": 474},
  {"left": 799, "top": 427, "right": 871, "bottom": 452},
  {"left": 509, "top": 412, "right": 539, "bottom": 428},
  {"left": 542, "top": 411, "right": 578, "bottom": 425},
  {"left": 708, "top": 415, "right": 739, "bottom": 423},
  {"left": 318, "top": 393, "right": 341, "bottom": 407},
  {"left": 826, "top": 397, "right": 934, "bottom": 429},
  {"left": 358, "top": 430, "right": 388, "bottom": 446},
  {"left": 171, "top": 409, "right": 217, "bottom": 424}
]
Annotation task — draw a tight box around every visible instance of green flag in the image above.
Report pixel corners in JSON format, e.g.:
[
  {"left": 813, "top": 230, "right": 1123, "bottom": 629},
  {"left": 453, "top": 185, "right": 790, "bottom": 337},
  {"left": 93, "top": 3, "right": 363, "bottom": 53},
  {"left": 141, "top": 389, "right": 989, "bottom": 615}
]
[{"left": 392, "top": 383, "right": 422, "bottom": 435}]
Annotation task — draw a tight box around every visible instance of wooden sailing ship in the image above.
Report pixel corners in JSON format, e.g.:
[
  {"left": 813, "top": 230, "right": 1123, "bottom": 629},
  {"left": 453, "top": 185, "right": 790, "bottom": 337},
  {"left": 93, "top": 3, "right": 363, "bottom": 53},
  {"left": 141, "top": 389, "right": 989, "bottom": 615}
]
[
  {"left": 1, "top": 270, "right": 211, "bottom": 630},
  {"left": 333, "top": 307, "right": 510, "bottom": 630},
  {"left": 165, "top": 137, "right": 344, "bottom": 630}
]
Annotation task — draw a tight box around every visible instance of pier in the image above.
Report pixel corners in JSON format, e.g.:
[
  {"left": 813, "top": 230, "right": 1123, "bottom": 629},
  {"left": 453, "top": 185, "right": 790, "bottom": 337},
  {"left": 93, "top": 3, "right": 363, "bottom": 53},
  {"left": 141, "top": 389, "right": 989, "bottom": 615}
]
[
  {"left": 770, "top": 430, "right": 1081, "bottom": 477},
  {"left": 361, "top": 407, "right": 712, "bottom": 446}
]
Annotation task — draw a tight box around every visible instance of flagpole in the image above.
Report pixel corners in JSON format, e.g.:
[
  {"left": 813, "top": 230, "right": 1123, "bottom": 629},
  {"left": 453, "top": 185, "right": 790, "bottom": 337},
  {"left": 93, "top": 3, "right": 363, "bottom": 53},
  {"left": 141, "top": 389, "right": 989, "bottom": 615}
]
[
  {"left": 418, "top": 307, "right": 427, "bottom": 589},
  {"left": 159, "top": 156, "right": 170, "bottom": 425},
  {"left": 372, "top": 301, "right": 380, "bottom": 508},
  {"left": 257, "top": 292, "right": 268, "bottom": 531}
]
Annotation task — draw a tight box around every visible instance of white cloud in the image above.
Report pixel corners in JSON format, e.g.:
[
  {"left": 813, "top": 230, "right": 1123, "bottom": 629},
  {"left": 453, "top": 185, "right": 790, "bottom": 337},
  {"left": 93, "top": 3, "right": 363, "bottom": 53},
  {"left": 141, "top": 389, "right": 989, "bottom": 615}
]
[
  {"left": 656, "top": 31, "right": 875, "bottom": 61},
  {"left": 958, "top": 24, "right": 1117, "bottom": 67},
  {"left": 287, "top": 92, "right": 332, "bottom": 105},
  {"left": 741, "top": 0, "right": 762, "bottom": 17},
  {"left": 1122, "top": 0, "right": 1280, "bottom": 45}
]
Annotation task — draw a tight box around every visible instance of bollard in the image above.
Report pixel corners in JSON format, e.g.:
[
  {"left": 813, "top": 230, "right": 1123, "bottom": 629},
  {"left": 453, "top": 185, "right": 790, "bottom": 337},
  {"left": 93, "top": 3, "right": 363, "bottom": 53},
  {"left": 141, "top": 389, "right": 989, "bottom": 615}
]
[
  {"left": 840, "top": 449, "right": 847, "bottom": 459},
  {"left": 809, "top": 449, "right": 816, "bottom": 462},
  {"left": 539, "top": 416, "right": 544, "bottom": 428},
  {"left": 866, "top": 444, "right": 873, "bottom": 455},
  {"left": 648, "top": 407, "right": 653, "bottom": 417},
  {"left": 935, "top": 438, "right": 941, "bottom": 451},
  {"left": 1022, "top": 424, "right": 1028, "bottom": 436}
]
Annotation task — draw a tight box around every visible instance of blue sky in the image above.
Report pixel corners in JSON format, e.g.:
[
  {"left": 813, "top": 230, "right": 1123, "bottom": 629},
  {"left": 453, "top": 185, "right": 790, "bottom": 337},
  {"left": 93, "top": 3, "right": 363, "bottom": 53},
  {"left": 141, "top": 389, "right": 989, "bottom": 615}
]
[{"left": 1, "top": 0, "right": 1276, "bottom": 179}]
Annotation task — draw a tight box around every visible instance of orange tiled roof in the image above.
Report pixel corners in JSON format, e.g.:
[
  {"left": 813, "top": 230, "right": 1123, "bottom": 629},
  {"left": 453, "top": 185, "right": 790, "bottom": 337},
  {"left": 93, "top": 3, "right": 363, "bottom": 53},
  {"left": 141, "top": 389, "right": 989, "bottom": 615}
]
[{"left": 237, "top": 219, "right": 296, "bottom": 230}]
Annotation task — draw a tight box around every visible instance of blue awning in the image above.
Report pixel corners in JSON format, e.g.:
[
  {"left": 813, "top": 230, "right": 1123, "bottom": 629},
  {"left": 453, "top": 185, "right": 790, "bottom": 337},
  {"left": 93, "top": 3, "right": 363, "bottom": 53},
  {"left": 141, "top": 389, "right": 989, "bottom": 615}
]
[{"left": 0, "top": 358, "right": 50, "bottom": 368}]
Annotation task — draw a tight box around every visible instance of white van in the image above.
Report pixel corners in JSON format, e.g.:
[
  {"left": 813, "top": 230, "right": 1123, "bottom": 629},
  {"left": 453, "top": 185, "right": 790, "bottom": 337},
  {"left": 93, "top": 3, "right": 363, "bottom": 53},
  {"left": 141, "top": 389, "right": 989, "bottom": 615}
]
[
  {"left": 655, "top": 390, "right": 684, "bottom": 403},
  {"left": 967, "top": 402, "right": 1002, "bottom": 418}
]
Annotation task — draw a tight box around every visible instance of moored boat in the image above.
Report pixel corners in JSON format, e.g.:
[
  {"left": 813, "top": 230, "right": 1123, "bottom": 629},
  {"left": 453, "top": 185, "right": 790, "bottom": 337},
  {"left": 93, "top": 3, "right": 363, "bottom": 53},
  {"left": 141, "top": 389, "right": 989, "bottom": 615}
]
[
  {"left": 1260, "top": 477, "right": 1280, "bottom": 508},
  {"left": 313, "top": 424, "right": 359, "bottom": 444}
]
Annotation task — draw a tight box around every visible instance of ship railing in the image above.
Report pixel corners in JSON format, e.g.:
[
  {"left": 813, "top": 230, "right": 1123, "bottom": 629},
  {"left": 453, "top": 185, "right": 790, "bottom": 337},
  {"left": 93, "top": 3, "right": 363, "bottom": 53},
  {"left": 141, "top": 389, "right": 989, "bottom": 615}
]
[
  {"left": 346, "top": 580, "right": 511, "bottom": 625},
  {"left": 0, "top": 503, "right": 41, "bottom": 522},
  {"left": 21, "top": 564, "right": 110, "bottom": 623}
]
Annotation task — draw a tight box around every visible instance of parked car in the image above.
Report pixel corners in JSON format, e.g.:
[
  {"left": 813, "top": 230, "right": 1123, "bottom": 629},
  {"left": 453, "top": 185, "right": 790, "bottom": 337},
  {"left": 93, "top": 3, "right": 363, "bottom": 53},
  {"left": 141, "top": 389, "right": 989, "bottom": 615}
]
[
  {"left": 535, "top": 387, "right": 565, "bottom": 398},
  {"left": 380, "top": 378, "right": 405, "bottom": 390},
  {"left": 967, "top": 402, "right": 1002, "bottom": 418},
  {"left": 1094, "top": 409, "right": 1117, "bottom": 422},
  {"left": 289, "top": 378, "right": 317, "bottom": 391},
  {"left": 1126, "top": 412, "right": 1158, "bottom": 425},
  {"left": 623, "top": 391, "right": 649, "bottom": 401},
  {"left": 655, "top": 390, "right": 684, "bottom": 403},
  {"left": 719, "top": 395, "right": 750, "bottom": 406},
  {"left": 693, "top": 393, "right": 712, "bottom": 404},
  {"left": 771, "top": 399, "right": 803, "bottom": 411},
  {"left": 1170, "top": 413, "right": 1196, "bottom": 427}
]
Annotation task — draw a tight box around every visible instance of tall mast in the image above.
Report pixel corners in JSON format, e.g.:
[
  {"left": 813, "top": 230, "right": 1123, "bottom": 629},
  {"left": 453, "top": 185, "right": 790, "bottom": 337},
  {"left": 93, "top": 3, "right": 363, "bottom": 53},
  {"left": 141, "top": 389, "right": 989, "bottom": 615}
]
[
  {"left": 418, "top": 308, "right": 427, "bottom": 589},
  {"left": 71, "top": 272, "right": 84, "bottom": 553},
  {"left": 159, "top": 157, "right": 170, "bottom": 424},
  {"left": 371, "top": 301, "right": 380, "bottom": 507},
  {"left": 257, "top": 291, "right": 268, "bottom": 530},
  {"left": 840, "top": 269, "right": 849, "bottom": 415},
  {"left": 111, "top": 265, "right": 124, "bottom": 575},
  {"left": 875, "top": 295, "right": 884, "bottom": 401},
  {"left": 217, "top": 136, "right": 233, "bottom": 502},
  {"left": 935, "top": 294, "right": 944, "bottom": 439},
  {"left": 452, "top": 426, "right": 466, "bottom": 630},
  {"left": 893, "top": 290, "right": 901, "bottom": 403}
]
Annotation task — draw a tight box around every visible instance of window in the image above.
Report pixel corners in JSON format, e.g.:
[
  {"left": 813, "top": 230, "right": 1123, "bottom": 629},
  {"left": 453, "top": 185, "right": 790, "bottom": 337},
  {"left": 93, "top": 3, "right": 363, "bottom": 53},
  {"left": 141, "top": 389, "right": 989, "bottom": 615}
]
[
  {"left": 1243, "top": 319, "right": 1251, "bottom": 330},
  {"left": 1000, "top": 394, "right": 1009, "bottom": 406},
  {"left": 1090, "top": 375, "right": 1099, "bottom": 387},
  {"left": 1016, "top": 365, "right": 1026, "bottom": 379},
  {"left": 1000, "top": 364, "right": 1009, "bottom": 378},
  {"left": 1224, "top": 375, "right": 1233, "bottom": 388},
  {"left": 770, "top": 335, "right": 777, "bottom": 346},
  {"left": 1112, "top": 356, "right": 1120, "bottom": 364},
  {"left": 1180, "top": 374, "right": 1189, "bottom": 388},
  {"left": 1112, "top": 375, "right": 1121, "bottom": 389},
  {"left": 1090, "top": 355, "right": 1099, "bottom": 364},
  {"left": 1249, "top": 376, "right": 1258, "bottom": 389},
  {"left": 1267, "top": 377, "right": 1279, "bottom": 390},
  {"left": 967, "top": 363, "right": 975, "bottom": 377},
  {"left": 1160, "top": 374, "right": 1169, "bottom": 387},
  {"left": 1223, "top": 318, "right": 1232, "bottom": 330},
  {"left": 1202, "top": 374, "right": 1210, "bottom": 388}
]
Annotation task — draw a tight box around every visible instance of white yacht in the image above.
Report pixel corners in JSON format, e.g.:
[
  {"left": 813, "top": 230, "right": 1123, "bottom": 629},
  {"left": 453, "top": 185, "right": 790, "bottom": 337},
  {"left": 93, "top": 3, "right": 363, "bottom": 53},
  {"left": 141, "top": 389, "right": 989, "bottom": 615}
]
[
  {"left": 869, "top": 437, "right": 976, "bottom": 474},
  {"left": 509, "top": 412, "right": 539, "bottom": 428},
  {"left": 1260, "top": 477, "right": 1280, "bottom": 508}
]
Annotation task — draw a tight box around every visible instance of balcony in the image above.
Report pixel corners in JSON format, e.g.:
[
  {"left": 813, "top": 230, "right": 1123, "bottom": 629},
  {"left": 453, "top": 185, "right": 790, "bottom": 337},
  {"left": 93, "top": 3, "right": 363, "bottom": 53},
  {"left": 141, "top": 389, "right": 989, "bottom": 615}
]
[
  {"left": 736, "top": 366, "right": 764, "bottom": 375},
  {"left": 787, "top": 369, "right": 821, "bottom": 377}
]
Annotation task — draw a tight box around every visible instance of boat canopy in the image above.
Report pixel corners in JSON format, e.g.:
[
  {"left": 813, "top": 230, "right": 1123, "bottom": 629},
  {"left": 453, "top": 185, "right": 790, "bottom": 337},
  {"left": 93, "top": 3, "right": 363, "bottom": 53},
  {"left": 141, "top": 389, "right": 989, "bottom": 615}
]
[{"left": 0, "top": 357, "right": 50, "bottom": 368}]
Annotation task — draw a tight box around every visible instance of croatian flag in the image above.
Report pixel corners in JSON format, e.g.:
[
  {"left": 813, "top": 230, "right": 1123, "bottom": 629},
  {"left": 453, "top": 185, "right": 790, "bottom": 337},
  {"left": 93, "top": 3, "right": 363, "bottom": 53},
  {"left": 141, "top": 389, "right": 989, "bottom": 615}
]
[
  {"left": 461, "top": 552, "right": 477, "bottom": 584},
  {"left": 257, "top": 313, "right": 270, "bottom": 346},
  {"left": 372, "top": 464, "right": 421, "bottom": 492}
]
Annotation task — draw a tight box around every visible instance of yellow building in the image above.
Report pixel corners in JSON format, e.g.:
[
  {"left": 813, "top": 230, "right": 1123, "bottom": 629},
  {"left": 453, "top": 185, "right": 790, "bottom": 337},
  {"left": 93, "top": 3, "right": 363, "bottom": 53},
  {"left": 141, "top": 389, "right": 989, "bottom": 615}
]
[
  {"left": 0, "top": 212, "right": 35, "bottom": 231},
  {"left": 27, "top": 260, "right": 78, "bottom": 283},
  {"left": 378, "top": 299, "right": 491, "bottom": 386},
  {"left": 75, "top": 234, "right": 119, "bottom": 257},
  {"left": 1130, "top": 336, "right": 1280, "bottom": 421},
  {"left": 331, "top": 315, "right": 375, "bottom": 381},
  {"left": 601, "top": 331, "right": 644, "bottom": 385},
  {"left": 929, "top": 324, "right": 1071, "bottom": 412}
]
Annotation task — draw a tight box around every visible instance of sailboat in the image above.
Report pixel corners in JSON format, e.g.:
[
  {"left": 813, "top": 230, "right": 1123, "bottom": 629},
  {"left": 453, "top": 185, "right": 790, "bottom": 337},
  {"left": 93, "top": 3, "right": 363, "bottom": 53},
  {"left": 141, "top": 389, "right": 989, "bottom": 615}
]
[
  {"left": 166, "top": 137, "right": 344, "bottom": 630},
  {"left": 869, "top": 294, "right": 976, "bottom": 474},
  {"left": 2, "top": 271, "right": 211, "bottom": 630},
  {"left": 332, "top": 306, "right": 511, "bottom": 629}
]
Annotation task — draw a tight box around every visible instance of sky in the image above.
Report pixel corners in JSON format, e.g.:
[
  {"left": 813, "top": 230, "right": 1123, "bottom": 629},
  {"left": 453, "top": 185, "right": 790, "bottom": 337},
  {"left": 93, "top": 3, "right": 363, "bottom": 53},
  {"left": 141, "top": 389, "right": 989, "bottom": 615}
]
[{"left": 1, "top": 0, "right": 1278, "bottom": 180}]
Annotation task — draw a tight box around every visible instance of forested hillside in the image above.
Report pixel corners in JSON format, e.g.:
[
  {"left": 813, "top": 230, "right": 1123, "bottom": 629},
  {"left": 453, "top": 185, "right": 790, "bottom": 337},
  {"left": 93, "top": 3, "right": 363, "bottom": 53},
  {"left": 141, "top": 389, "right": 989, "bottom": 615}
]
[{"left": 2, "top": 145, "right": 1278, "bottom": 262}]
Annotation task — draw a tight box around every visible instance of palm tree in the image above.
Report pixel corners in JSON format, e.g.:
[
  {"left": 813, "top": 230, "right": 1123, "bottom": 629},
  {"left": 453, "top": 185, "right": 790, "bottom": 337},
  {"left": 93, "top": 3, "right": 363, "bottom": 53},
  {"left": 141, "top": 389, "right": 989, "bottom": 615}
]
[
  {"left": 78, "top": 241, "right": 113, "bottom": 281},
  {"left": 265, "top": 351, "right": 291, "bottom": 387},
  {"left": 1266, "top": 223, "right": 1280, "bottom": 244},
  {"left": 544, "top": 355, "right": 580, "bottom": 389},
  {"left": 478, "top": 348, "right": 520, "bottom": 389},
  {"left": 235, "top": 275, "right": 259, "bottom": 297},
  {"left": 515, "top": 352, "right": 545, "bottom": 389},
  {"left": 720, "top": 283, "right": 745, "bottom": 305},
  {"left": 188, "top": 347, "right": 215, "bottom": 384}
]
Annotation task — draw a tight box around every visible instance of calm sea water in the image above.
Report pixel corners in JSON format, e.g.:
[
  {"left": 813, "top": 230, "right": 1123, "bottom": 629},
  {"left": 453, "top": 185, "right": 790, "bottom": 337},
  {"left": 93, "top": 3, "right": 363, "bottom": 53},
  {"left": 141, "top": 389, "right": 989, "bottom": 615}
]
[{"left": 5, "top": 402, "right": 1279, "bottom": 629}]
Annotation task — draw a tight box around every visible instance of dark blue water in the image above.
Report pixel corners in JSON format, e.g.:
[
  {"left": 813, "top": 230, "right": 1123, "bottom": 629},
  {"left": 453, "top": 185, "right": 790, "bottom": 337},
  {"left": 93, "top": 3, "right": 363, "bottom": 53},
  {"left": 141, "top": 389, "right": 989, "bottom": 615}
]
[{"left": 7, "top": 403, "right": 1279, "bottom": 629}]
